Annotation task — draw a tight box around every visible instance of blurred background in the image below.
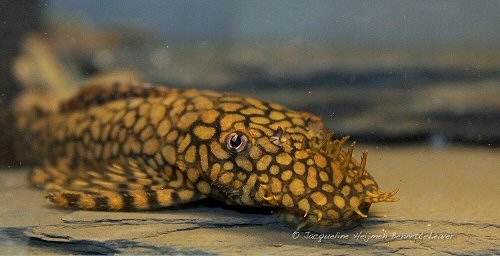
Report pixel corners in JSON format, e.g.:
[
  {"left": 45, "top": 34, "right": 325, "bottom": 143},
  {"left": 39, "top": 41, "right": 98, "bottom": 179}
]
[
  {"left": 1, "top": 0, "right": 499, "bottom": 152},
  {"left": 1, "top": 2, "right": 499, "bottom": 254}
]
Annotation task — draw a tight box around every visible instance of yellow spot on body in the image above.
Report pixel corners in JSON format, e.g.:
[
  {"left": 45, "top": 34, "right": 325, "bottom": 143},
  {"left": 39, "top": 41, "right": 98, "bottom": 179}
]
[
  {"left": 113, "top": 109, "right": 126, "bottom": 123},
  {"left": 269, "top": 103, "right": 284, "bottom": 111},
  {"left": 249, "top": 146, "right": 263, "bottom": 160},
  {"left": 319, "top": 171, "right": 329, "bottom": 182},
  {"left": 220, "top": 96, "right": 242, "bottom": 102},
  {"left": 124, "top": 111, "right": 137, "bottom": 128},
  {"left": 354, "top": 183, "right": 363, "bottom": 193},
  {"left": 178, "top": 112, "right": 198, "bottom": 130},
  {"left": 341, "top": 186, "right": 351, "bottom": 197},
  {"left": 138, "top": 103, "right": 152, "bottom": 117},
  {"left": 311, "top": 192, "right": 327, "bottom": 206},
  {"left": 333, "top": 195, "right": 345, "bottom": 209},
  {"left": 327, "top": 210, "right": 340, "bottom": 219},
  {"left": 257, "top": 155, "right": 273, "bottom": 171},
  {"left": 258, "top": 174, "right": 269, "bottom": 183},
  {"left": 78, "top": 194, "right": 96, "bottom": 209},
  {"left": 170, "top": 170, "right": 184, "bottom": 188},
  {"left": 101, "top": 191, "right": 124, "bottom": 210},
  {"left": 294, "top": 150, "right": 309, "bottom": 160},
  {"left": 289, "top": 179, "right": 305, "bottom": 196},
  {"left": 210, "top": 163, "right": 221, "bottom": 181},
  {"left": 155, "top": 153, "right": 164, "bottom": 166},
  {"left": 129, "top": 98, "right": 144, "bottom": 109},
  {"left": 193, "top": 97, "right": 214, "bottom": 110},
  {"left": 143, "top": 137, "right": 160, "bottom": 155},
  {"left": 257, "top": 137, "right": 279, "bottom": 153},
  {"left": 250, "top": 116, "right": 271, "bottom": 124},
  {"left": 101, "top": 124, "right": 111, "bottom": 141},
  {"left": 182, "top": 89, "right": 199, "bottom": 98},
  {"left": 118, "top": 128, "right": 127, "bottom": 143},
  {"left": 219, "top": 172, "right": 234, "bottom": 185},
  {"left": 176, "top": 161, "right": 186, "bottom": 171},
  {"left": 166, "top": 130, "right": 179, "bottom": 143},
  {"left": 193, "top": 126, "right": 216, "bottom": 140},
  {"left": 112, "top": 142, "right": 119, "bottom": 156},
  {"left": 307, "top": 167, "right": 318, "bottom": 189},
  {"left": 140, "top": 126, "right": 154, "bottom": 141},
  {"left": 169, "top": 105, "right": 185, "bottom": 120},
  {"left": 131, "top": 190, "right": 149, "bottom": 210},
  {"left": 281, "top": 170, "right": 293, "bottom": 181},
  {"left": 125, "top": 137, "right": 141, "bottom": 154},
  {"left": 163, "top": 166, "right": 173, "bottom": 178},
  {"left": 236, "top": 156, "right": 253, "bottom": 172},
  {"left": 298, "top": 198, "right": 310, "bottom": 212},
  {"left": 269, "top": 165, "right": 280, "bottom": 175},
  {"left": 148, "top": 97, "right": 163, "bottom": 104},
  {"left": 185, "top": 145, "right": 197, "bottom": 163},
  {"left": 178, "top": 190, "right": 195, "bottom": 201},
  {"left": 245, "top": 97, "right": 267, "bottom": 110},
  {"left": 314, "top": 154, "right": 327, "bottom": 169},
  {"left": 282, "top": 194, "right": 294, "bottom": 207},
  {"left": 197, "top": 181, "right": 211, "bottom": 194},
  {"left": 237, "top": 172, "right": 247, "bottom": 181},
  {"left": 107, "top": 100, "right": 126, "bottom": 110},
  {"left": 157, "top": 119, "right": 172, "bottom": 136},
  {"left": 291, "top": 118, "right": 305, "bottom": 126},
  {"left": 332, "top": 162, "right": 344, "bottom": 187},
  {"left": 220, "top": 114, "right": 245, "bottom": 131},
  {"left": 201, "top": 90, "right": 222, "bottom": 97},
  {"left": 233, "top": 122, "right": 245, "bottom": 130},
  {"left": 177, "top": 134, "right": 191, "bottom": 153},
  {"left": 269, "top": 111, "right": 286, "bottom": 121},
  {"left": 48, "top": 191, "right": 68, "bottom": 207},
  {"left": 223, "top": 161, "right": 234, "bottom": 170},
  {"left": 322, "top": 184, "right": 334, "bottom": 192},
  {"left": 94, "top": 144, "right": 103, "bottom": 158},
  {"left": 199, "top": 145, "right": 209, "bottom": 171},
  {"left": 90, "top": 121, "right": 101, "bottom": 140},
  {"left": 361, "top": 178, "right": 375, "bottom": 186},
  {"left": 156, "top": 190, "right": 173, "bottom": 206},
  {"left": 293, "top": 161, "right": 306, "bottom": 175},
  {"left": 276, "top": 153, "right": 292, "bottom": 165},
  {"left": 201, "top": 109, "right": 220, "bottom": 124},
  {"left": 233, "top": 180, "right": 243, "bottom": 190},
  {"left": 350, "top": 196, "right": 361, "bottom": 207},
  {"left": 161, "top": 145, "right": 176, "bottom": 165},
  {"left": 271, "top": 177, "right": 283, "bottom": 193},
  {"left": 241, "top": 107, "right": 265, "bottom": 115},
  {"left": 220, "top": 103, "right": 243, "bottom": 112},
  {"left": 249, "top": 123, "right": 274, "bottom": 136},
  {"left": 269, "top": 120, "right": 293, "bottom": 130},
  {"left": 243, "top": 174, "right": 258, "bottom": 203},
  {"left": 210, "top": 141, "right": 230, "bottom": 160},
  {"left": 187, "top": 168, "right": 199, "bottom": 182},
  {"left": 150, "top": 104, "right": 166, "bottom": 125},
  {"left": 249, "top": 129, "right": 263, "bottom": 138}
]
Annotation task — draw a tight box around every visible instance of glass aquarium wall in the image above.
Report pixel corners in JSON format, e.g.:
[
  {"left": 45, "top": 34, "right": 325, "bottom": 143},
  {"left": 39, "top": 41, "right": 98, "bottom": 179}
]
[{"left": 36, "top": 0, "right": 499, "bottom": 146}]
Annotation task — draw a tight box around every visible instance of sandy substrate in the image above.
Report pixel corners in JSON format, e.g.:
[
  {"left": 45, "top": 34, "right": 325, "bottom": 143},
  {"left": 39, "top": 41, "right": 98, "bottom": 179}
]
[{"left": 0, "top": 146, "right": 498, "bottom": 255}]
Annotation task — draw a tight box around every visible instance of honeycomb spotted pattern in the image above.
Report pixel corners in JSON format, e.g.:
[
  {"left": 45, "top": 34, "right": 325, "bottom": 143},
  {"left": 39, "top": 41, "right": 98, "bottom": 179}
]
[{"left": 16, "top": 81, "right": 398, "bottom": 231}]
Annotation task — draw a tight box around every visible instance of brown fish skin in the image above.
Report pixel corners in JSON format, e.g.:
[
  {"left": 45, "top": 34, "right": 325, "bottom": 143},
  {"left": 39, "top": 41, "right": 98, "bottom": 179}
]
[{"left": 16, "top": 81, "right": 398, "bottom": 231}]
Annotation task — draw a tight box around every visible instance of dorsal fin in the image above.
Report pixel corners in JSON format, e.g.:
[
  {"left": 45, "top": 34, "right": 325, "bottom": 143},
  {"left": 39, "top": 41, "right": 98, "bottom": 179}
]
[{"left": 59, "top": 81, "right": 174, "bottom": 113}]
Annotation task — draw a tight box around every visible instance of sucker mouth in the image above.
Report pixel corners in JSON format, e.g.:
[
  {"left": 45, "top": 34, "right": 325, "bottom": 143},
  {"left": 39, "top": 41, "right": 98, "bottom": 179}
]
[{"left": 276, "top": 203, "right": 372, "bottom": 232}]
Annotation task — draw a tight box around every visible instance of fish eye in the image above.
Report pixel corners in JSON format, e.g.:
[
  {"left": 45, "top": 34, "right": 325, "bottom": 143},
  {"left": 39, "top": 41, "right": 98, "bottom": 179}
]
[{"left": 225, "top": 132, "right": 248, "bottom": 153}]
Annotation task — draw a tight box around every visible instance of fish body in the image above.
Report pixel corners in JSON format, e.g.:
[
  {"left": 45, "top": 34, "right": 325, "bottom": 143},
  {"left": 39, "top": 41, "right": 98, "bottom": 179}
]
[{"left": 16, "top": 82, "right": 398, "bottom": 231}]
